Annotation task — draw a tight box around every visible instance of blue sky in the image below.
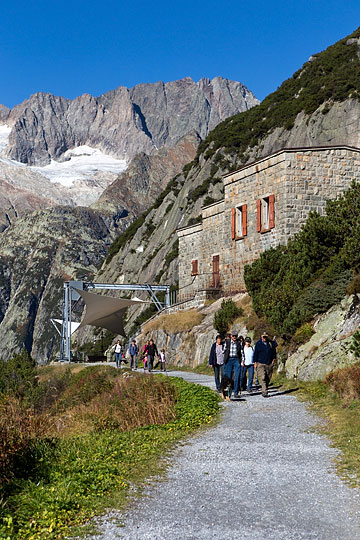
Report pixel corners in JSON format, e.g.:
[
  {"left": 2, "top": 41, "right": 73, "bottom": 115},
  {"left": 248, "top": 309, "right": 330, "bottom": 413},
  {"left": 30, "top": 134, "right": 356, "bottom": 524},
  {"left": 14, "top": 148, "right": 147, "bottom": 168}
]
[{"left": 0, "top": 1, "right": 359, "bottom": 108}]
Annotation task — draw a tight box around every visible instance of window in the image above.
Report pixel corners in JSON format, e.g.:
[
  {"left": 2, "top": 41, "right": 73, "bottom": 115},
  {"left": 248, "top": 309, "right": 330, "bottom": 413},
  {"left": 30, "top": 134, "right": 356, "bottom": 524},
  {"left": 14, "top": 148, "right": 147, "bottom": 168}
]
[
  {"left": 191, "top": 259, "right": 198, "bottom": 275},
  {"left": 257, "top": 194, "right": 275, "bottom": 232},
  {"left": 231, "top": 204, "right": 247, "bottom": 239}
]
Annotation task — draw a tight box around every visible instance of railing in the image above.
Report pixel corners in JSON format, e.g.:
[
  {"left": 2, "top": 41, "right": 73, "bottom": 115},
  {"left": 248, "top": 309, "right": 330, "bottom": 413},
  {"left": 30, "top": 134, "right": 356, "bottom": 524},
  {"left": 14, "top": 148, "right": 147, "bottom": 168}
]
[{"left": 177, "top": 272, "right": 222, "bottom": 302}]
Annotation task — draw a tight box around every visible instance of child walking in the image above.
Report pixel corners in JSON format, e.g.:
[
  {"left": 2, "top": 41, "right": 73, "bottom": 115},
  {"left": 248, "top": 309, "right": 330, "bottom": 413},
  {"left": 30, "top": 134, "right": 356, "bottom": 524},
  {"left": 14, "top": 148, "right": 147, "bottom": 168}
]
[{"left": 159, "top": 349, "right": 166, "bottom": 371}]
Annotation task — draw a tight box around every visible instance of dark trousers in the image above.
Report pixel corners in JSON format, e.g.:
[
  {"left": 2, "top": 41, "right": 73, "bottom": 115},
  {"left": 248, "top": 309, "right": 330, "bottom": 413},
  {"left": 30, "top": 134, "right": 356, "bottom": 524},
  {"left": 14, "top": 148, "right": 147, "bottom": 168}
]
[
  {"left": 240, "top": 364, "right": 255, "bottom": 391},
  {"left": 224, "top": 357, "right": 241, "bottom": 394},
  {"left": 213, "top": 364, "right": 224, "bottom": 391},
  {"left": 148, "top": 355, "right": 155, "bottom": 371}
]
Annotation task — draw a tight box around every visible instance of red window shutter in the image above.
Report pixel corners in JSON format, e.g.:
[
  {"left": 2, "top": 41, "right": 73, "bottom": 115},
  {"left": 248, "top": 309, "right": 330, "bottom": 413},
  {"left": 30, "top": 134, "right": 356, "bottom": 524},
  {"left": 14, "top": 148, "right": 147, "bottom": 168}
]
[
  {"left": 256, "top": 199, "right": 261, "bottom": 232},
  {"left": 242, "top": 204, "right": 247, "bottom": 236},
  {"left": 231, "top": 208, "right": 236, "bottom": 239},
  {"left": 191, "top": 260, "right": 198, "bottom": 275},
  {"left": 269, "top": 194, "right": 275, "bottom": 228}
]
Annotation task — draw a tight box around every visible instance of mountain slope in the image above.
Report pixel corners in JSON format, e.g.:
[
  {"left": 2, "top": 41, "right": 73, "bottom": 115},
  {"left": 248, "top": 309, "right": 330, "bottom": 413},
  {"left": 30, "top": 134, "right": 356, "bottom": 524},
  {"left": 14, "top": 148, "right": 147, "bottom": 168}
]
[
  {"left": 0, "top": 206, "right": 122, "bottom": 361},
  {"left": 92, "top": 27, "right": 360, "bottom": 336}
]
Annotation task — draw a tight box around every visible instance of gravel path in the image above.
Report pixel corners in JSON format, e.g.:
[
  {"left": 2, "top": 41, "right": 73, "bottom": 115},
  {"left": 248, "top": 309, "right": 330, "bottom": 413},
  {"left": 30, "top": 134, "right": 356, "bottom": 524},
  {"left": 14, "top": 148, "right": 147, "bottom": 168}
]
[{"left": 89, "top": 370, "right": 360, "bottom": 540}]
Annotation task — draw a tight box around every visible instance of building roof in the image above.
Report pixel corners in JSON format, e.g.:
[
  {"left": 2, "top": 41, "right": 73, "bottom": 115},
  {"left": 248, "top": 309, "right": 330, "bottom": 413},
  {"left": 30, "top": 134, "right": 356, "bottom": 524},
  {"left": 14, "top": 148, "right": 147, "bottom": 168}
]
[{"left": 222, "top": 145, "right": 360, "bottom": 179}]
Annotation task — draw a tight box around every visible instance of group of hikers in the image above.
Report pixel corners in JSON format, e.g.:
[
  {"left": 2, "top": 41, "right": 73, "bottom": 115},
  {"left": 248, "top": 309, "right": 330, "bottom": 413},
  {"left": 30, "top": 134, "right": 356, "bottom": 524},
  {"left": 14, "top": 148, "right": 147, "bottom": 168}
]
[
  {"left": 209, "top": 331, "right": 277, "bottom": 400},
  {"left": 105, "top": 329, "right": 276, "bottom": 399},
  {"left": 107, "top": 338, "right": 166, "bottom": 372}
]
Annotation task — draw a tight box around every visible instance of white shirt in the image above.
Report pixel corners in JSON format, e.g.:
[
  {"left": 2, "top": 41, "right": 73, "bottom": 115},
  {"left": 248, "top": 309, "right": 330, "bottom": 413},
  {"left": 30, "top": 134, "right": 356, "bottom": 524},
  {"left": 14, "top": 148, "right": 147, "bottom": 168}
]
[
  {"left": 115, "top": 344, "right": 122, "bottom": 353},
  {"left": 244, "top": 345, "right": 254, "bottom": 365}
]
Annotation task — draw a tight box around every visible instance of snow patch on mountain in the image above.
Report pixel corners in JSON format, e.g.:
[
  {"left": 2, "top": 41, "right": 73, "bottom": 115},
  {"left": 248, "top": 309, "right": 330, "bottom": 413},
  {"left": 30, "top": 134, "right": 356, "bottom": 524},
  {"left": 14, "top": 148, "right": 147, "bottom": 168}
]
[
  {"left": 0, "top": 125, "right": 11, "bottom": 152},
  {"left": 30, "top": 146, "right": 127, "bottom": 187}
]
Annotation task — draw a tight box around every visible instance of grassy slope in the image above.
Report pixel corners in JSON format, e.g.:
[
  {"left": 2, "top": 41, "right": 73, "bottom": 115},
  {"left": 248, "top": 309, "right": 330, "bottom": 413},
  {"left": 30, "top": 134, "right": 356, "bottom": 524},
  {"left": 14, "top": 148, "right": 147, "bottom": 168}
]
[{"left": 0, "top": 365, "right": 219, "bottom": 540}]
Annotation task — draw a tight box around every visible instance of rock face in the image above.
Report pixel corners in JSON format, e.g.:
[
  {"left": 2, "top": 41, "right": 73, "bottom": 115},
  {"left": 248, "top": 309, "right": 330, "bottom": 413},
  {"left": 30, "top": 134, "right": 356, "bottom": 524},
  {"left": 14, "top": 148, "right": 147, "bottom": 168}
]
[
  {"left": 0, "top": 206, "right": 125, "bottom": 361},
  {"left": 133, "top": 294, "right": 246, "bottom": 367},
  {"left": 5, "top": 77, "right": 259, "bottom": 166},
  {"left": 94, "top": 132, "right": 201, "bottom": 215},
  {"left": 0, "top": 105, "right": 10, "bottom": 123},
  {"left": 285, "top": 295, "right": 360, "bottom": 381}
]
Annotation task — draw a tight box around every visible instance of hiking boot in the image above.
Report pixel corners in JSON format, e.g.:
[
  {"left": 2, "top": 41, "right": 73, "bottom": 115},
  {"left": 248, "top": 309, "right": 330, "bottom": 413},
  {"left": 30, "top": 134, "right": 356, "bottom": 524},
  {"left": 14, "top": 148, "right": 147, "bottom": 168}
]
[{"left": 233, "top": 393, "right": 240, "bottom": 399}]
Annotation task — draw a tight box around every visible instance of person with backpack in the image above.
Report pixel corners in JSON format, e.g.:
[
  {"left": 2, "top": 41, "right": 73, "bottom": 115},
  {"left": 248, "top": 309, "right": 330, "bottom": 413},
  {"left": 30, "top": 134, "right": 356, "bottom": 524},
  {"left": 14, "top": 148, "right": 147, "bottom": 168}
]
[
  {"left": 128, "top": 340, "right": 139, "bottom": 370},
  {"left": 240, "top": 336, "right": 255, "bottom": 393},
  {"left": 253, "top": 331, "right": 276, "bottom": 397}
]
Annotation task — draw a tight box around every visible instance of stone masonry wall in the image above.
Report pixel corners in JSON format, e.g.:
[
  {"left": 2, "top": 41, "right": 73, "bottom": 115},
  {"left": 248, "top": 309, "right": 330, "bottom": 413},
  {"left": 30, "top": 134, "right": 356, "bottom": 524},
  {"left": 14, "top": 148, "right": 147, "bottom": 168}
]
[{"left": 177, "top": 146, "right": 360, "bottom": 297}]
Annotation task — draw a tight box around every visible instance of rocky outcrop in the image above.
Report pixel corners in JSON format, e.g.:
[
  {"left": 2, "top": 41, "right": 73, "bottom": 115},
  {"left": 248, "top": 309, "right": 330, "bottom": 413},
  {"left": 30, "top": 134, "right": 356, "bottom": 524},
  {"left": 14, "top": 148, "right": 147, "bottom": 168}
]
[
  {"left": 0, "top": 206, "right": 129, "bottom": 362},
  {"left": 133, "top": 294, "right": 246, "bottom": 367},
  {"left": 0, "top": 105, "right": 10, "bottom": 123},
  {"left": 253, "top": 99, "right": 360, "bottom": 160},
  {"left": 5, "top": 78, "right": 259, "bottom": 166},
  {"left": 285, "top": 295, "right": 360, "bottom": 381},
  {"left": 94, "top": 132, "right": 201, "bottom": 215}
]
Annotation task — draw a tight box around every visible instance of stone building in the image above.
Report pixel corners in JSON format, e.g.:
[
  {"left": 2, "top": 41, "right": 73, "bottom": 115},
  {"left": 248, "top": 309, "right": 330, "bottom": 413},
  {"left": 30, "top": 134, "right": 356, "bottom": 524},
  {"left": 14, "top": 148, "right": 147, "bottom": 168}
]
[{"left": 177, "top": 145, "right": 360, "bottom": 302}]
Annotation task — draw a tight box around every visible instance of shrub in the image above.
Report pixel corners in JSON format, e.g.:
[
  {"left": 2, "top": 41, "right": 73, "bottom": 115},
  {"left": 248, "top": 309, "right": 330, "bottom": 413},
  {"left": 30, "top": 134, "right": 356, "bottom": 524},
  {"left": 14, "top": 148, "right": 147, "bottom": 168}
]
[
  {"left": 0, "top": 351, "right": 37, "bottom": 401},
  {"left": 347, "top": 274, "right": 360, "bottom": 296},
  {"left": 213, "top": 299, "right": 243, "bottom": 336},
  {"left": 291, "top": 323, "right": 315, "bottom": 347},
  {"left": 350, "top": 330, "right": 360, "bottom": 358},
  {"left": 325, "top": 363, "right": 360, "bottom": 402}
]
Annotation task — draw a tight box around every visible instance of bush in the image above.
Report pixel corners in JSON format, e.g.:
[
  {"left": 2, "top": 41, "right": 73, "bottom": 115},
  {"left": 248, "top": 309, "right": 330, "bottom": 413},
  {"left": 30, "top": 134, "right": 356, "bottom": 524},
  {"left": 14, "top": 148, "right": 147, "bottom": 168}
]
[
  {"left": 0, "top": 371, "right": 219, "bottom": 539},
  {"left": 0, "top": 351, "right": 37, "bottom": 401},
  {"left": 350, "top": 330, "right": 360, "bottom": 358},
  {"left": 325, "top": 363, "right": 360, "bottom": 402},
  {"left": 213, "top": 299, "right": 243, "bottom": 336},
  {"left": 347, "top": 274, "right": 360, "bottom": 296},
  {"left": 291, "top": 323, "right": 315, "bottom": 347}
]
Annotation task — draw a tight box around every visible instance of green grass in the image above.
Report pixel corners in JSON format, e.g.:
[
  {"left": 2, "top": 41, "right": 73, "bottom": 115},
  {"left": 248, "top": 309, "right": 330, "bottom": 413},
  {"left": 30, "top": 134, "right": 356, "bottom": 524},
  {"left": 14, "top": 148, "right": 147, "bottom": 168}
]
[
  {"left": 272, "top": 373, "right": 360, "bottom": 488},
  {"left": 0, "top": 376, "right": 219, "bottom": 540},
  {"left": 168, "top": 362, "right": 214, "bottom": 376}
]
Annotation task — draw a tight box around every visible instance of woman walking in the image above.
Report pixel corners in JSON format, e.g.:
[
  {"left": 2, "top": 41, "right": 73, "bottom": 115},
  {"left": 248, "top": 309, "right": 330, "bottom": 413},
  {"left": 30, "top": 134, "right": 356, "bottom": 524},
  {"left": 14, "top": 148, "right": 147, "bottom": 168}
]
[{"left": 208, "top": 335, "right": 225, "bottom": 392}]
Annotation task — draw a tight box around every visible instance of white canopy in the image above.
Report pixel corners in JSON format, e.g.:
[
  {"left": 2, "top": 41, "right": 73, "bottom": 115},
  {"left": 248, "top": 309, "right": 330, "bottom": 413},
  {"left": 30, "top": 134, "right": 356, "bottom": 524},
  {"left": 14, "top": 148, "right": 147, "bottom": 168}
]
[
  {"left": 76, "top": 289, "right": 144, "bottom": 336},
  {"left": 54, "top": 319, "right": 81, "bottom": 335}
]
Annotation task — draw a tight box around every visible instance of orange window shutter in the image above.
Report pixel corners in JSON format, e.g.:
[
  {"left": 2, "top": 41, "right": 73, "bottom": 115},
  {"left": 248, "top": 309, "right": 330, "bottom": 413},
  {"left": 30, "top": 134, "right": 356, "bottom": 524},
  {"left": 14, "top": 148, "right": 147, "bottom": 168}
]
[
  {"left": 231, "top": 208, "right": 236, "bottom": 239},
  {"left": 269, "top": 194, "right": 275, "bottom": 228},
  {"left": 256, "top": 199, "right": 261, "bottom": 232},
  {"left": 242, "top": 204, "right": 247, "bottom": 236}
]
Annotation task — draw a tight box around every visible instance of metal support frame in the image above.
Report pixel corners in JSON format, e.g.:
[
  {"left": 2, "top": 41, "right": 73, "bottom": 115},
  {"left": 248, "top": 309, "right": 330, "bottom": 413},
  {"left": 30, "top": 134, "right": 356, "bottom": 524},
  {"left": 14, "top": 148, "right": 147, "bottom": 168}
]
[{"left": 59, "top": 281, "right": 171, "bottom": 362}]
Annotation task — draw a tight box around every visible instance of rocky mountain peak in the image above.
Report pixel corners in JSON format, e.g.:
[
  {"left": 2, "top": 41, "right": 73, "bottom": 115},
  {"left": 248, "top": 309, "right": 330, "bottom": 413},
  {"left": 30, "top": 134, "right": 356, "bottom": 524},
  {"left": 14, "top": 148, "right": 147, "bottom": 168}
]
[{"left": 3, "top": 76, "right": 259, "bottom": 166}]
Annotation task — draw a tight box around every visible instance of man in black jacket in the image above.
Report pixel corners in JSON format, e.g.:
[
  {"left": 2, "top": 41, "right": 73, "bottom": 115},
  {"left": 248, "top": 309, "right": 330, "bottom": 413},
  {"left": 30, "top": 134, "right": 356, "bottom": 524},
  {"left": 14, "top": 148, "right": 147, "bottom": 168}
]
[
  {"left": 253, "top": 331, "right": 276, "bottom": 397},
  {"left": 223, "top": 331, "right": 243, "bottom": 399},
  {"left": 146, "top": 339, "right": 159, "bottom": 372}
]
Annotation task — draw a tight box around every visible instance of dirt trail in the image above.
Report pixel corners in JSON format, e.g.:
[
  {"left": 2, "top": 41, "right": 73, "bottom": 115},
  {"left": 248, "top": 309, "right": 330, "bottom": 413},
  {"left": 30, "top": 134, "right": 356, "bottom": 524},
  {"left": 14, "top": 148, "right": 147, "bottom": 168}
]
[{"left": 90, "top": 371, "right": 360, "bottom": 540}]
